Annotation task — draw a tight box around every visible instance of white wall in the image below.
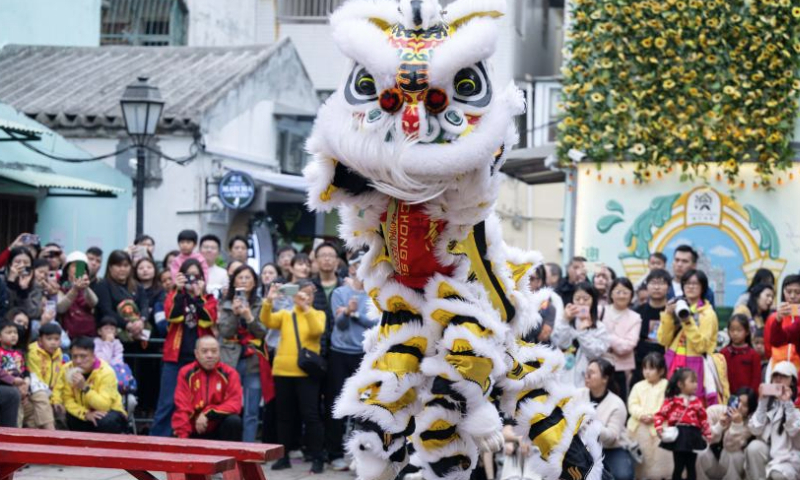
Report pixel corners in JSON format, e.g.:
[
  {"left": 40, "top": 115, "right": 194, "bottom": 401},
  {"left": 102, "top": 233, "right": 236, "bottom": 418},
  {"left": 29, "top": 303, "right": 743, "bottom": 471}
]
[
  {"left": 0, "top": 0, "right": 100, "bottom": 47},
  {"left": 205, "top": 100, "right": 278, "bottom": 166},
  {"left": 277, "top": 23, "right": 349, "bottom": 91},
  {"left": 187, "top": 0, "right": 259, "bottom": 46},
  {"left": 496, "top": 175, "right": 565, "bottom": 264},
  {"left": 71, "top": 136, "right": 229, "bottom": 260}
]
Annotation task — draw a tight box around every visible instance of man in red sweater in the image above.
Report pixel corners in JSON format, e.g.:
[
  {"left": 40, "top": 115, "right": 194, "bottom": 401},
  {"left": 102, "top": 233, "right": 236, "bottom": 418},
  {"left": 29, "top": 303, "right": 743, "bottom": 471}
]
[{"left": 172, "top": 336, "right": 243, "bottom": 440}]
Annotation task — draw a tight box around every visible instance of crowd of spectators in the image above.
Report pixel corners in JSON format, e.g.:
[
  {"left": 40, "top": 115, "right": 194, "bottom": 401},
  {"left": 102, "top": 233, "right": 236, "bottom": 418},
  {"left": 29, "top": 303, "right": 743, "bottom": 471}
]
[{"left": 1, "top": 230, "right": 800, "bottom": 479}]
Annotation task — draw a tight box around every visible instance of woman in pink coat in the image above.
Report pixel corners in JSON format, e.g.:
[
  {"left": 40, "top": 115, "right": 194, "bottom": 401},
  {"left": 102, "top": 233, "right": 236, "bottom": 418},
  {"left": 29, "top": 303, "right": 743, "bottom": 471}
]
[{"left": 602, "top": 277, "right": 642, "bottom": 402}]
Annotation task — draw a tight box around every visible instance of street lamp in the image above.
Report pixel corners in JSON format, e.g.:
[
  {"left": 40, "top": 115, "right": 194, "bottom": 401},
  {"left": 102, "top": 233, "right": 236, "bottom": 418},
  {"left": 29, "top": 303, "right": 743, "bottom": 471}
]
[{"left": 120, "top": 76, "right": 164, "bottom": 238}]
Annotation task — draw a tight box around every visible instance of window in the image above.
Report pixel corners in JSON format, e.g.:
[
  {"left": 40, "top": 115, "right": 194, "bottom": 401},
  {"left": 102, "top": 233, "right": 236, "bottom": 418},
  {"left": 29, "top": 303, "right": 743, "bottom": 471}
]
[
  {"left": 276, "top": 117, "right": 314, "bottom": 175},
  {"left": 533, "top": 80, "right": 563, "bottom": 146},
  {"left": 277, "top": 0, "right": 346, "bottom": 23},
  {"left": 101, "top": 0, "right": 187, "bottom": 46}
]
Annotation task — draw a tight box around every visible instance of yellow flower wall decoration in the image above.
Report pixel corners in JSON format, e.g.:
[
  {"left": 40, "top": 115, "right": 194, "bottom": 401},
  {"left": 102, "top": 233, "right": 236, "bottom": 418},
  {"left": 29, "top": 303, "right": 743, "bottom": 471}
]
[{"left": 559, "top": 0, "right": 800, "bottom": 186}]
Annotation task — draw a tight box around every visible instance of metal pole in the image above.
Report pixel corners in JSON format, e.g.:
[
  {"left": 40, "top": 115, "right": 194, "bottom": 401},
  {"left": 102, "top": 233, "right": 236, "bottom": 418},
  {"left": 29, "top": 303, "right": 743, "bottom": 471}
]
[{"left": 136, "top": 145, "right": 145, "bottom": 237}]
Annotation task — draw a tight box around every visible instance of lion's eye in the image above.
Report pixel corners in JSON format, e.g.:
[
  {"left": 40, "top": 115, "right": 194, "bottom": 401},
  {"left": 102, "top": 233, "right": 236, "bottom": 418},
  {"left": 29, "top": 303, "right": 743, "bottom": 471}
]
[
  {"left": 454, "top": 68, "right": 481, "bottom": 97},
  {"left": 356, "top": 74, "right": 376, "bottom": 96},
  {"left": 345, "top": 65, "right": 379, "bottom": 105}
]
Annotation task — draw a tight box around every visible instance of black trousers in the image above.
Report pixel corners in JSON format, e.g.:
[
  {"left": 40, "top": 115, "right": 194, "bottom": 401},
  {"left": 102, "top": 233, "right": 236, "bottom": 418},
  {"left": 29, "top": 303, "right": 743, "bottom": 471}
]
[
  {"left": 673, "top": 451, "right": 697, "bottom": 480},
  {"left": 275, "top": 375, "right": 324, "bottom": 460},
  {"left": 0, "top": 385, "right": 20, "bottom": 427},
  {"left": 324, "top": 350, "right": 363, "bottom": 459},
  {"left": 66, "top": 410, "right": 127, "bottom": 434},
  {"left": 192, "top": 415, "right": 243, "bottom": 442}
]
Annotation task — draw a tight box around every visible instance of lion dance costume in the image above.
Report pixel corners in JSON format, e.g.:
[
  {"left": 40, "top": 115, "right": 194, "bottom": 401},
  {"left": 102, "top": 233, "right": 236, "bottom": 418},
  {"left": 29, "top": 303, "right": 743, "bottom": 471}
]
[{"left": 304, "top": 1, "right": 604, "bottom": 479}]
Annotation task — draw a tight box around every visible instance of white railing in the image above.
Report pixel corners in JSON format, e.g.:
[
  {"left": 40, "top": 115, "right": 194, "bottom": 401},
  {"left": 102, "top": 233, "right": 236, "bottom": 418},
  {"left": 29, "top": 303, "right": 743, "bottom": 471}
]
[{"left": 277, "top": 0, "right": 346, "bottom": 23}]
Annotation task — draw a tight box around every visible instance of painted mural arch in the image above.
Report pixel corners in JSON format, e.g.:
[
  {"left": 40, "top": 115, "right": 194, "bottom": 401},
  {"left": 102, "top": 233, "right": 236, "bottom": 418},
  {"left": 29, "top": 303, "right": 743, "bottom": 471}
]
[{"left": 618, "top": 187, "right": 787, "bottom": 295}]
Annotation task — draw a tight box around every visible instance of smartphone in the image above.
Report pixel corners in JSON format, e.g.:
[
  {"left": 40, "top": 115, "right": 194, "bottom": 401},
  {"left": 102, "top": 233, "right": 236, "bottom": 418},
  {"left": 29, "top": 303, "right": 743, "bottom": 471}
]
[
  {"left": 45, "top": 300, "right": 57, "bottom": 316},
  {"left": 761, "top": 383, "right": 783, "bottom": 397},
  {"left": 132, "top": 245, "right": 148, "bottom": 262},
  {"left": 21, "top": 266, "right": 31, "bottom": 276},
  {"left": 21, "top": 234, "right": 39, "bottom": 245},
  {"left": 577, "top": 306, "right": 590, "bottom": 319},
  {"left": 235, "top": 288, "right": 248, "bottom": 304},
  {"left": 47, "top": 271, "right": 57, "bottom": 282},
  {"left": 792, "top": 305, "right": 800, "bottom": 317},
  {"left": 279, "top": 283, "right": 300, "bottom": 297},
  {"left": 74, "top": 261, "right": 86, "bottom": 279}
]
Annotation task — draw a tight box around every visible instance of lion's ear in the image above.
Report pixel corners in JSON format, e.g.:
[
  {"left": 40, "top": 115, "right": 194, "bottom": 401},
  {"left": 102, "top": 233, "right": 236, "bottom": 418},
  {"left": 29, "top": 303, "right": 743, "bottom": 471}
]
[
  {"left": 329, "top": 0, "right": 402, "bottom": 88},
  {"left": 443, "top": 0, "right": 505, "bottom": 31}
]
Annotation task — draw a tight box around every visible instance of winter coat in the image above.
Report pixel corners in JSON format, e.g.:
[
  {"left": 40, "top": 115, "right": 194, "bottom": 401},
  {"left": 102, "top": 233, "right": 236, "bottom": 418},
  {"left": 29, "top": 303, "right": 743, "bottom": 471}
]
[
  {"left": 259, "top": 302, "right": 325, "bottom": 377},
  {"left": 54, "top": 358, "right": 125, "bottom": 420},
  {"left": 552, "top": 319, "right": 610, "bottom": 387},
  {"left": 654, "top": 395, "right": 711, "bottom": 438},
  {"left": 765, "top": 311, "right": 800, "bottom": 372},
  {"left": 747, "top": 397, "right": 800, "bottom": 477},
  {"left": 600, "top": 306, "right": 642, "bottom": 372},
  {"left": 721, "top": 344, "right": 761, "bottom": 394},
  {"left": 172, "top": 360, "right": 242, "bottom": 438},
  {"left": 577, "top": 388, "right": 628, "bottom": 449},
  {"left": 26, "top": 341, "right": 63, "bottom": 393},
  {"left": 218, "top": 297, "right": 268, "bottom": 374},
  {"left": 627, "top": 378, "right": 668, "bottom": 436},
  {"left": 706, "top": 404, "right": 751, "bottom": 453},
  {"left": 163, "top": 290, "right": 217, "bottom": 364}
]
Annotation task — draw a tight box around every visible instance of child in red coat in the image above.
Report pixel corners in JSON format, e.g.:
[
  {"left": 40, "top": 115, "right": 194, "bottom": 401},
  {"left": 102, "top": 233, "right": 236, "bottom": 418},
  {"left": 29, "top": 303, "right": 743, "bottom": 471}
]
[
  {"left": 655, "top": 368, "right": 712, "bottom": 480},
  {"left": 721, "top": 314, "right": 763, "bottom": 393}
]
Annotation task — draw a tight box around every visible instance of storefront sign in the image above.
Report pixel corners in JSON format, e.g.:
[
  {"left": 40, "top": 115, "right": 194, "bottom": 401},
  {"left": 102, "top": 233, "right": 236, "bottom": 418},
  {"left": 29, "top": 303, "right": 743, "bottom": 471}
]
[{"left": 219, "top": 171, "right": 255, "bottom": 209}]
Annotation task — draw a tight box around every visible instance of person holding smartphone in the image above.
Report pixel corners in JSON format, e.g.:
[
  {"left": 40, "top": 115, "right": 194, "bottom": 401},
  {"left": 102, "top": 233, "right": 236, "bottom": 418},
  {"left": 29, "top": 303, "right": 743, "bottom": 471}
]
[
  {"left": 745, "top": 361, "right": 800, "bottom": 480},
  {"left": 552, "top": 282, "right": 610, "bottom": 387},
  {"left": 5, "top": 247, "right": 43, "bottom": 321},
  {"left": 765, "top": 274, "right": 800, "bottom": 377},
  {"left": 217, "top": 264, "right": 270, "bottom": 443},
  {"left": 57, "top": 252, "right": 98, "bottom": 339},
  {"left": 260, "top": 280, "right": 326, "bottom": 473},
  {"left": 150, "top": 258, "right": 218, "bottom": 437}
]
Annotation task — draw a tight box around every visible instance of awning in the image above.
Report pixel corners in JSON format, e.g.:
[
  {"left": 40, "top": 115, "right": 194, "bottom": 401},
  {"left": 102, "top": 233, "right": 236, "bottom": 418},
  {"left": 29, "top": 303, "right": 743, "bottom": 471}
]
[
  {"left": 0, "top": 118, "right": 47, "bottom": 142},
  {"left": 247, "top": 169, "right": 308, "bottom": 192},
  {"left": 501, "top": 144, "right": 565, "bottom": 185},
  {"left": 0, "top": 166, "right": 125, "bottom": 197}
]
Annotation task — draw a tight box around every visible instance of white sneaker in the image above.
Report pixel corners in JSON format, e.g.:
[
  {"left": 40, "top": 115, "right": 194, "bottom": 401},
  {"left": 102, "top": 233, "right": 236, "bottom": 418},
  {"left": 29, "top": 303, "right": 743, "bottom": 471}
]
[
  {"left": 331, "top": 458, "right": 350, "bottom": 471},
  {"left": 289, "top": 450, "right": 304, "bottom": 459}
]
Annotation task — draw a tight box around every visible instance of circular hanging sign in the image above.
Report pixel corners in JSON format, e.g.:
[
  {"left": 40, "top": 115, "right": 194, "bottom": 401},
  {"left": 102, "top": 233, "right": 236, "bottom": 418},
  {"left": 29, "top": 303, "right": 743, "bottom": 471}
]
[{"left": 219, "top": 171, "right": 256, "bottom": 209}]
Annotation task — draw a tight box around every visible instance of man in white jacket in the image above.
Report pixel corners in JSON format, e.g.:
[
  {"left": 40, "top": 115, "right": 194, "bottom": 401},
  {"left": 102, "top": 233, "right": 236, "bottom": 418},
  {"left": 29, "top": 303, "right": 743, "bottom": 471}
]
[{"left": 745, "top": 361, "right": 800, "bottom": 480}]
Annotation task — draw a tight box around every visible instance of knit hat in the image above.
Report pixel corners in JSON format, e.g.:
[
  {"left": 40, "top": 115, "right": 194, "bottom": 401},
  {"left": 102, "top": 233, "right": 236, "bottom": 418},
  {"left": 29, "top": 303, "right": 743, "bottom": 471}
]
[{"left": 772, "top": 361, "right": 798, "bottom": 380}]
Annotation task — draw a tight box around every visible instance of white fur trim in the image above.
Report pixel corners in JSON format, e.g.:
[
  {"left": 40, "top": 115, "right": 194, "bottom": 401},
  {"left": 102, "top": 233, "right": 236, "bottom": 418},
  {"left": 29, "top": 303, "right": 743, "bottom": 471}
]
[
  {"left": 398, "top": 0, "right": 443, "bottom": 30},
  {"left": 442, "top": 0, "right": 507, "bottom": 25},
  {"left": 429, "top": 18, "right": 499, "bottom": 88}
]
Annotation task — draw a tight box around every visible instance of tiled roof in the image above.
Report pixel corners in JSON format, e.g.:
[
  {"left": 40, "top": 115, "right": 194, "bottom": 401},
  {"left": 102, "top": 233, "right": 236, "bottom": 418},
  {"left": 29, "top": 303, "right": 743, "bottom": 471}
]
[{"left": 0, "top": 41, "right": 287, "bottom": 132}]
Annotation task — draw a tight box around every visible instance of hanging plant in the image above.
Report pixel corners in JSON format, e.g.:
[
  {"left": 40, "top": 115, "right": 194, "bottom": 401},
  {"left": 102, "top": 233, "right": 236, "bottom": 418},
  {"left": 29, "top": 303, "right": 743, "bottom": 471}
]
[{"left": 558, "top": 0, "right": 800, "bottom": 187}]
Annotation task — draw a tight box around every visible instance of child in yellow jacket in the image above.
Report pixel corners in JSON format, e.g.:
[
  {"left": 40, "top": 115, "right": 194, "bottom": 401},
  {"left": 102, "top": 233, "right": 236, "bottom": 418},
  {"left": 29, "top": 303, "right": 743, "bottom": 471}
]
[
  {"left": 24, "top": 323, "right": 64, "bottom": 429},
  {"left": 627, "top": 352, "right": 672, "bottom": 480},
  {"left": 53, "top": 336, "right": 127, "bottom": 433}
]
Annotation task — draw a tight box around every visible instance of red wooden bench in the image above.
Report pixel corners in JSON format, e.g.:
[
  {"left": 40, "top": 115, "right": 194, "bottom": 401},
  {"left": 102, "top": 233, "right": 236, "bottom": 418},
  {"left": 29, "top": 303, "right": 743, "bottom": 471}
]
[
  {"left": 0, "top": 427, "right": 283, "bottom": 480},
  {"left": 0, "top": 443, "right": 234, "bottom": 480}
]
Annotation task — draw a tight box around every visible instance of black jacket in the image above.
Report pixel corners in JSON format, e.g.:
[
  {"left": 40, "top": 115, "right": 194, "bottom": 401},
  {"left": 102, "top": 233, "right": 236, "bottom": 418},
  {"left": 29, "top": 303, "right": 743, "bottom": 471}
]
[{"left": 312, "top": 275, "right": 343, "bottom": 358}]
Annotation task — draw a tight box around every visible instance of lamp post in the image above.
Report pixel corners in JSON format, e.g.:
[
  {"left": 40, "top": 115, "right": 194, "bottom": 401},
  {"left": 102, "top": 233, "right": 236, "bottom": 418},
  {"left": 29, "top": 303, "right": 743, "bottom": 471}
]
[{"left": 120, "top": 77, "right": 164, "bottom": 238}]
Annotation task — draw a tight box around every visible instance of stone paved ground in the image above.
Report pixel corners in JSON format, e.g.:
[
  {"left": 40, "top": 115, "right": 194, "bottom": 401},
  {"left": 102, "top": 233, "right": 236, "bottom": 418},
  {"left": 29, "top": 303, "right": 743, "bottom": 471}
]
[{"left": 16, "top": 458, "right": 356, "bottom": 480}]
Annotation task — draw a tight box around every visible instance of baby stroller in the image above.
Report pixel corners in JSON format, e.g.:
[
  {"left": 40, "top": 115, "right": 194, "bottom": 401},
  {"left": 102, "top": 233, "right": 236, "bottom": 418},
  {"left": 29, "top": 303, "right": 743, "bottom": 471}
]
[{"left": 111, "top": 362, "right": 139, "bottom": 434}]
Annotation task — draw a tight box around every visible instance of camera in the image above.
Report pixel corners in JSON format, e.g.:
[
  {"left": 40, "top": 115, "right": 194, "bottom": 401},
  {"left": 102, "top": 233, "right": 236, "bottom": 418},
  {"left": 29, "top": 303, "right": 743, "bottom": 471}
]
[
  {"left": 674, "top": 297, "right": 691, "bottom": 321},
  {"left": 21, "top": 267, "right": 31, "bottom": 276},
  {"left": 186, "top": 274, "right": 197, "bottom": 284}
]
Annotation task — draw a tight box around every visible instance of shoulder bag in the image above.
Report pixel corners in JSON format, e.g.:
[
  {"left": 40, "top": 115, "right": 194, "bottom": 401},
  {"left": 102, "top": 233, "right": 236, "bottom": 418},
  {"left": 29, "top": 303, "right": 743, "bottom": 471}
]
[{"left": 292, "top": 312, "right": 327, "bottom": 379}]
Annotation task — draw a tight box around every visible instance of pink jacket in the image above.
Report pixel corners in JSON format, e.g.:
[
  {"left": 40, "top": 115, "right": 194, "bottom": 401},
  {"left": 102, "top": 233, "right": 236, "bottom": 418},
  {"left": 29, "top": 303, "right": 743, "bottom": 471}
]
[
  {"left": 170, "top": 253, "right": 209, "bottom": 282},
  {"left": 601, "top": 306, "right": 642, "bottom": 372}
]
